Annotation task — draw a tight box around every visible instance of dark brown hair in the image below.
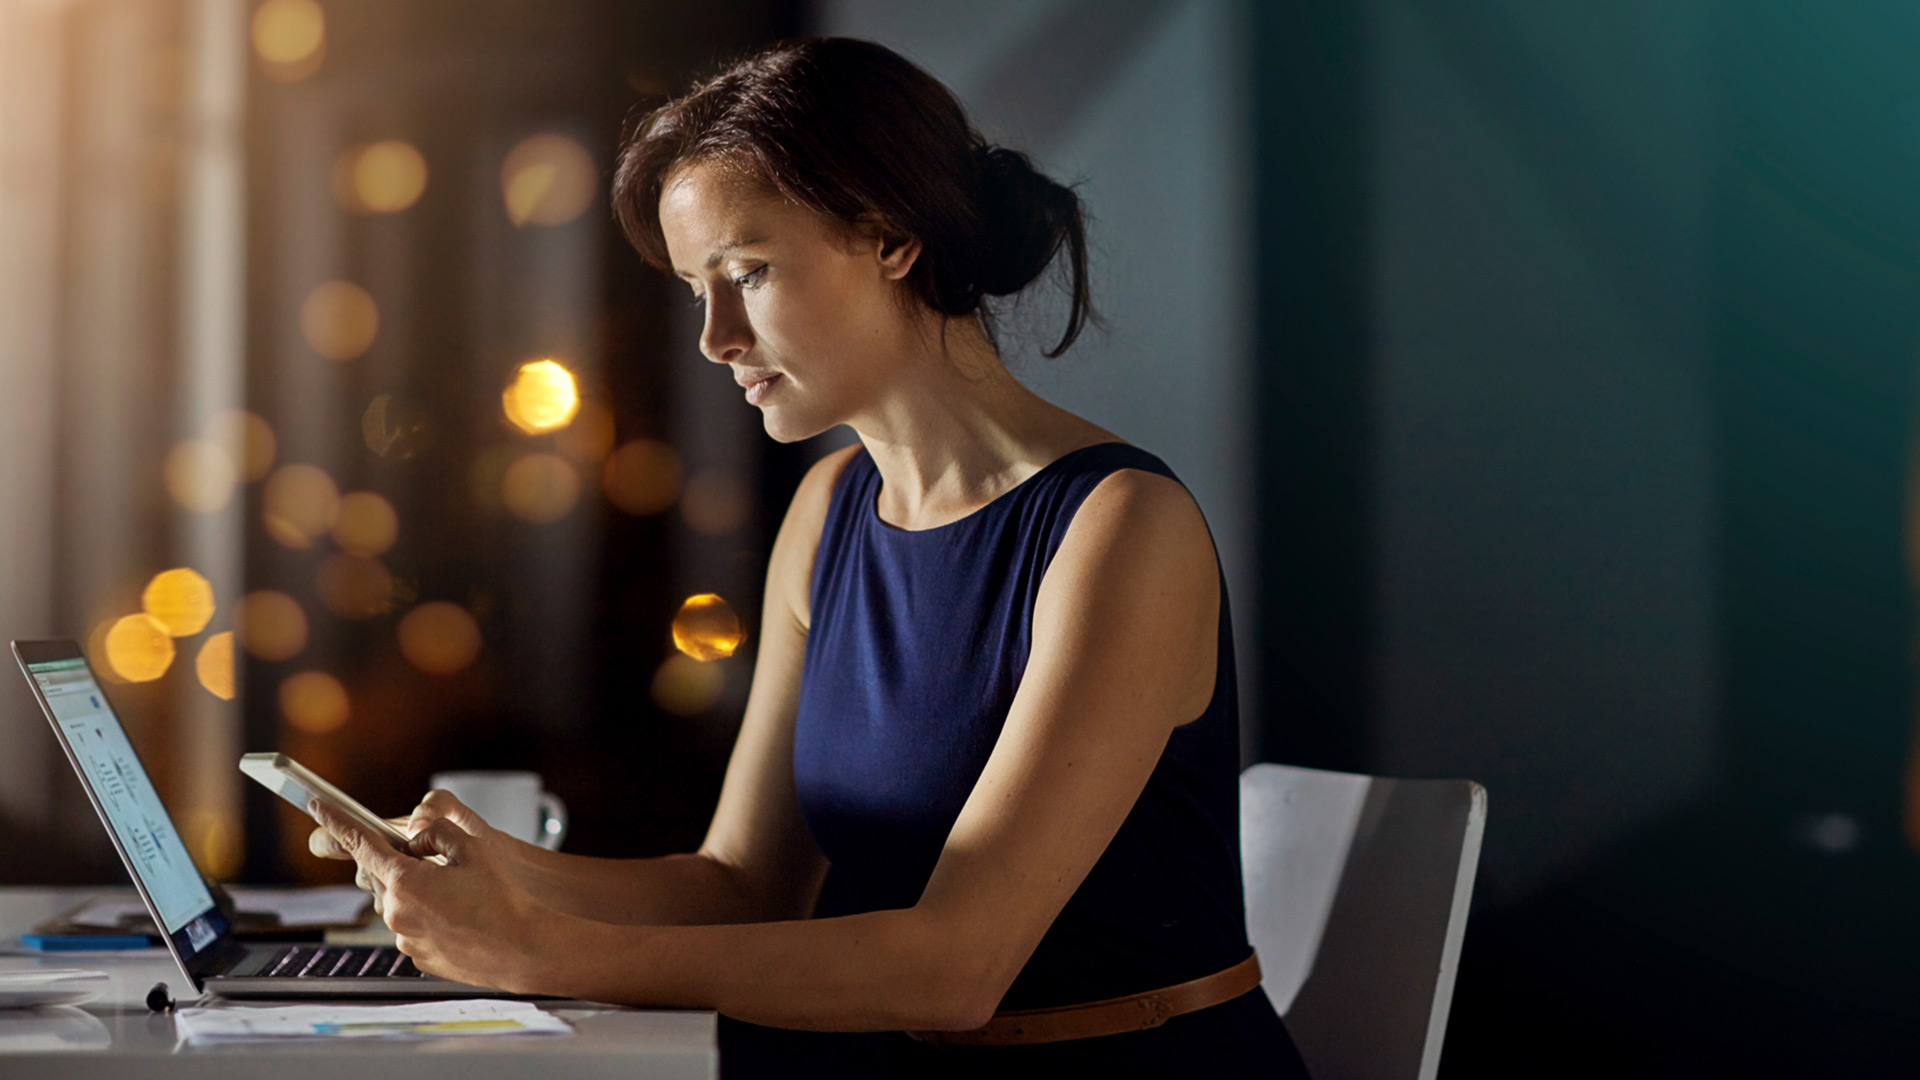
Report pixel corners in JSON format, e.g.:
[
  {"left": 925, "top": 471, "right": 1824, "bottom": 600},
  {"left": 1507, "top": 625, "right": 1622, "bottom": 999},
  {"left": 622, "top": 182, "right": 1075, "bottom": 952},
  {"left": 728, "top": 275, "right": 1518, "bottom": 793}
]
[{"left": 611, "top": 37, "right": 1092, "bottom": 358}]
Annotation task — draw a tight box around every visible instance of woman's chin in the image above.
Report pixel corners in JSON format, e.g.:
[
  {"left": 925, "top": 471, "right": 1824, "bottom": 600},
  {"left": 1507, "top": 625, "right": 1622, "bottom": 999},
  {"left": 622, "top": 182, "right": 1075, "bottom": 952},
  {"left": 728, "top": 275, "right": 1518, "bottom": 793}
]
[{"left": 759, "top": 408, "right": 828, "bottom": 444}]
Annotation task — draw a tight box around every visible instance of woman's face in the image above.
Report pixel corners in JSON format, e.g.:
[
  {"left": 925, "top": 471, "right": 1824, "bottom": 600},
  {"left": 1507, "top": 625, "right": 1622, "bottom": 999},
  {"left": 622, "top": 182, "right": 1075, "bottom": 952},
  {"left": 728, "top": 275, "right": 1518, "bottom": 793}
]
[{"left": 657, "top": 160, "right": 918, "bottom": 443}]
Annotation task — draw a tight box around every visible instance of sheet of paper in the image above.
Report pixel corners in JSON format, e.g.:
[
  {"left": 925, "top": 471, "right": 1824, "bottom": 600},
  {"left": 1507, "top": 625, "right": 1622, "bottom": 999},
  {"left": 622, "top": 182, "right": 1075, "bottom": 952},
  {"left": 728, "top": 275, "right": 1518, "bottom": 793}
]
[
  {"left": 66, "top": 886, "right": 369, "bottom": 930},
  {"left": 65, "top": 897, "right": 147, "bottom": 929},
  {"left": 174, "top": 999, "right": 574, "bottom": 1044}
]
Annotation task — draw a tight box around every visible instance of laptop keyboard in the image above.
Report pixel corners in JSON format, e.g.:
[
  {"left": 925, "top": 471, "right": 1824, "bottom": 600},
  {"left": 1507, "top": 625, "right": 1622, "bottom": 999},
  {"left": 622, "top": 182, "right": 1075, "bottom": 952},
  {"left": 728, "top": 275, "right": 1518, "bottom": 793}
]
[{"left": 261, "top": 945, "right": 423, "bottom": 978}]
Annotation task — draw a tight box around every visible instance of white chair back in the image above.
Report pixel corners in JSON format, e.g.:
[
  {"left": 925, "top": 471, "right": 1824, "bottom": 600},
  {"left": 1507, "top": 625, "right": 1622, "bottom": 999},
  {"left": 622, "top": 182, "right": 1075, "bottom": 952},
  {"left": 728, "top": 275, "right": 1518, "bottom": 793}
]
[{"left": 1240, "top": 763, "right": 1487, "bottom": 1080}]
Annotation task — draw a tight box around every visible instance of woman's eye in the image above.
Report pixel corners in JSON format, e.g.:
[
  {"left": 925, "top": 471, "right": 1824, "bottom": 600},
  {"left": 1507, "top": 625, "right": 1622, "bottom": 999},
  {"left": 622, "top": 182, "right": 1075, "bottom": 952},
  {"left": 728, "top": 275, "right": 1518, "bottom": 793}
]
[{"left": 733, "top": 265, "right": 768, "bottom": 289}]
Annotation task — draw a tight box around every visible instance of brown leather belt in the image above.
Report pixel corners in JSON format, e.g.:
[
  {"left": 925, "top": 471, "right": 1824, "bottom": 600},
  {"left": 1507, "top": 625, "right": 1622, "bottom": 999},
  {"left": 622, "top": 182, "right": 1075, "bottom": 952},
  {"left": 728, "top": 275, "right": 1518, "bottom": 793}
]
[{"left": 908, "top": 951, "right": 1262, "bottom": 1047}]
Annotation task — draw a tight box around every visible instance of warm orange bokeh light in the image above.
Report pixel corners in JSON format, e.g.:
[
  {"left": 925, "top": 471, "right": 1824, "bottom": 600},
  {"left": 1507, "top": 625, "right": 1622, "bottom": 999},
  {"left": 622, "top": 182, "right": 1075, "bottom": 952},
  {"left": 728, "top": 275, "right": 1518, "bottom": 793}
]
[
  {"left": 500, "top": 134, "right": 597, "bottom": 227},
  {"left": 86, "top": 620, "right": 126, "bottom": 684},
  {"left": 652, "top": 654, "right": 726, "bottom": 717},
  {"left": 671, "top": 593, "right": 745, "bottom": 661},
  {"left": 210, "top": 409, "right": 278, "bottom": 482},
  {"left": 183, "top": 808, "right": 243, "bottom": 879},
  {"left": 251, "top": 0, "right": 325, "bottom": 81},
  {"left": 502, "top": 359, "right": 580, "bottom": 434},
  {"left": 105, "top": 614, "right": 175, "bottom": 682},
  {"left": 333, "top": 140, "right": 427, "bottom": 214},
  {"left": 681, "top": 468, "right": 753, "bottom": 536},
  {"left": 332, "top": 491, "right": 398, "bottom": 557},
  {"left": 262, "top": 464, "right": 340, "bottom": 549},
  {"left": 142, "top": 568, "right": 216, "bottom": 637},
  {"left": 602, "top": 439, "right": 683, "bottom": 516},
  {"left": 397, "top": 602, "right": 482, "bottom": 675},
  {"left": 280, "top": 670, "right": 349, "bottom": 733},
  {"left": 555, "top": 398, "right": 616, "bottom": 464},
  {"left": 502, "top": 452, "right": 580, "bottom": 523},
  {"left": 196, "top": 632, "right": 236, "bottom": 701},
  {"left": 300, "top": 281, "right": 379, "bottom": 361},
  {"left": 236, "top": 590, "right": 308, "bottom": 661},
  {"left": 164, "top": 439, "right": 238, "bottom": 513},
  {"left": 315, "top": 555, "right": 395, "bottom": 619}
]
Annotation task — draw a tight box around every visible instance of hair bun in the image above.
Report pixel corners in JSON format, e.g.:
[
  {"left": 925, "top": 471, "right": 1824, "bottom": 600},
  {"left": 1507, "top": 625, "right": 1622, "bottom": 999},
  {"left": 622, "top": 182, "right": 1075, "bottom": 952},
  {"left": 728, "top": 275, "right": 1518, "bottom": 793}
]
[{"left": 972, "top": 145, "right": 1079, "bottom": 300}]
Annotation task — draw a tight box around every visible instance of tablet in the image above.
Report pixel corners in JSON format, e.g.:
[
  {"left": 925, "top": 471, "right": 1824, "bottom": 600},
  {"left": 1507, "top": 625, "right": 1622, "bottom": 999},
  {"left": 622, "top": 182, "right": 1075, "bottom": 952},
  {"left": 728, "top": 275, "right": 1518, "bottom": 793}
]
[{"left": 239, "top": 752, "right": 412, "bottom": 852}]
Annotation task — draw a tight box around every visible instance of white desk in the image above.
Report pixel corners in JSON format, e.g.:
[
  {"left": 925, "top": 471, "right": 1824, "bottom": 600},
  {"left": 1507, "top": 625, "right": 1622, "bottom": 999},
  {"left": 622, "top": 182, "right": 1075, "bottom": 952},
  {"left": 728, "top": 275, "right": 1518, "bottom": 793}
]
[{"left": 0, "top": 886, "right": 716, "bottom": 1079}]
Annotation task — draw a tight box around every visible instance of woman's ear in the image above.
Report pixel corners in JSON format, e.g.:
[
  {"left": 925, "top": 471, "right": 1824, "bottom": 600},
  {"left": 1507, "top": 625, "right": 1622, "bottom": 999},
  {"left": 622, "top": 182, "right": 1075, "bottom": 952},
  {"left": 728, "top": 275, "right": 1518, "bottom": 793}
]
[
  {"left": 876, "top": 231, "right": 922, "bottom": 281},
  {"left": 854, "top": 213, "right": 921, "bottom": 281}
]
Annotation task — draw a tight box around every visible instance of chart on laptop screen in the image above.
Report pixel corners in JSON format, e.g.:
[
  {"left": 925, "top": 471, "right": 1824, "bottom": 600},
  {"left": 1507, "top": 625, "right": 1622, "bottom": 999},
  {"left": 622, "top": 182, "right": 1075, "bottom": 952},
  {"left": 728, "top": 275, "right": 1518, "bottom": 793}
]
[{"left": 27, "top": 658, "right": 214, "bottom": 934}]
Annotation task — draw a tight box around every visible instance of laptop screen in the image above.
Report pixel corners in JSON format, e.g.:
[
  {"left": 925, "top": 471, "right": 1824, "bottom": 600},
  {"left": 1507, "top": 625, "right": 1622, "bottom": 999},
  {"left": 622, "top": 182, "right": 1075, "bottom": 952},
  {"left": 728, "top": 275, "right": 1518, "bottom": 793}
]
[{"left": 24, "top": 655, "right": 223, "bottom": 956}]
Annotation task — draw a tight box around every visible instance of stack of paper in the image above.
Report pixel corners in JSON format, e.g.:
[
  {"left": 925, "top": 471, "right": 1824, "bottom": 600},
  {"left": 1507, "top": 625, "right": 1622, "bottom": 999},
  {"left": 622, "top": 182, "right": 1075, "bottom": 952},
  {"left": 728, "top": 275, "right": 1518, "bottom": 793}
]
[
  {"left": 66, "top": 886, "right": 370, "bottom": 931},
  {"left": 174, "top": 1000, "right": 574, "bottom": 1044}
]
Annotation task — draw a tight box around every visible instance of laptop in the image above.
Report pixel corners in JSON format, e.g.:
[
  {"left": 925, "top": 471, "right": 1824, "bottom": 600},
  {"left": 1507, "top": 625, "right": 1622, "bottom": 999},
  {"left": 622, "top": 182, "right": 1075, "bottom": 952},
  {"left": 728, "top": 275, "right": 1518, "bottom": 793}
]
[{"left": 13, "top": 638, "right": 529, "bottom": 998}]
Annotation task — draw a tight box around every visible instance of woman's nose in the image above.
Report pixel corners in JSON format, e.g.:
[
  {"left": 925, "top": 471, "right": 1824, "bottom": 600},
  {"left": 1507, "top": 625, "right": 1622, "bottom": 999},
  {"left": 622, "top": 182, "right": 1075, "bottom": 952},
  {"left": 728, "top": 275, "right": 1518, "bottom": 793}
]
[{"left": 699, "top": 292, "right": 752, "bottom": 365}]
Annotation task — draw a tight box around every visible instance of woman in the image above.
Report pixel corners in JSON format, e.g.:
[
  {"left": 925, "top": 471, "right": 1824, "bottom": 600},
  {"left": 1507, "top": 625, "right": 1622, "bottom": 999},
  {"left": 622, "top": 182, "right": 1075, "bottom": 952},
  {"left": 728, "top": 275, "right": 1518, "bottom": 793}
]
[{"left": 311, "top": 37, "right": 1310, "bottom": 1078}]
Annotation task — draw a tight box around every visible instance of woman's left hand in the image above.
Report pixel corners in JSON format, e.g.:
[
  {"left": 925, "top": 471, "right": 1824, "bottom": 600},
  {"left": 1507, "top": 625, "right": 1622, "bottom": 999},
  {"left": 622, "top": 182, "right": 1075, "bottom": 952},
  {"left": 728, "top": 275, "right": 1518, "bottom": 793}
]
[{"left": 309, "top": 799, "right": 552, "bottom": 993}]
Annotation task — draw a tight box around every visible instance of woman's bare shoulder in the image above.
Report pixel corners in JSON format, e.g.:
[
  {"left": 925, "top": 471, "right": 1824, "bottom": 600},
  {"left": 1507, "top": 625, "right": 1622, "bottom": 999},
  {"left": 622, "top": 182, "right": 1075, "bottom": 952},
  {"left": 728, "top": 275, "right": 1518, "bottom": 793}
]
[
  {"left": 1064, "top": 465, "right": 1212, "bottom": 568},
  {"left": 767, "top": 443, "right": 865, "bottom": 629},
  {"left": 782, "top": 443, "right": 862, "bottom": 531}
]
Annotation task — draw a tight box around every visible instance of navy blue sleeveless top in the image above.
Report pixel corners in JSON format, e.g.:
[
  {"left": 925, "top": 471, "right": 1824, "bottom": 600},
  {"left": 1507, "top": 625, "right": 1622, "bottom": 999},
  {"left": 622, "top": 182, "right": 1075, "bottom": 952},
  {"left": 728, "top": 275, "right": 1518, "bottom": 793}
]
[{"left": 720, "top": 443, "right": 1308, "bottom": 1078}]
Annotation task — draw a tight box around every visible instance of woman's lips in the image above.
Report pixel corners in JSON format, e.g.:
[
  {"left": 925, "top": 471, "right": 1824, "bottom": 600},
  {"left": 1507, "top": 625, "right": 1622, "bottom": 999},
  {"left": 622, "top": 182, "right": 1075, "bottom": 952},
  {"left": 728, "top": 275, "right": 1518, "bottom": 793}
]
[{"left": 744, "top": 373, "right": 782, "bottom": 405}]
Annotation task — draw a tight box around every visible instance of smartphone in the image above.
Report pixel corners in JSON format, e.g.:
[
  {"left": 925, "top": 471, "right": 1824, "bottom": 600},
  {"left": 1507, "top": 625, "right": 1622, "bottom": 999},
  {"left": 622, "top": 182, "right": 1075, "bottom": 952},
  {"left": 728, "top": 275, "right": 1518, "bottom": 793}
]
[{"left": 239, "top": 752, "right": 412, "bottom": 852}]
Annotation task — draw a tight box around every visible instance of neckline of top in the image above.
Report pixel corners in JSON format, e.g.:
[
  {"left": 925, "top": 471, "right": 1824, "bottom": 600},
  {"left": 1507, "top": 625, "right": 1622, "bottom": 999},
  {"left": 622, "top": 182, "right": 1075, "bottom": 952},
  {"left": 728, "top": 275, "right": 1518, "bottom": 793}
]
[{"left": 864, "top": 440, "right": 1135, "bottom": 536}]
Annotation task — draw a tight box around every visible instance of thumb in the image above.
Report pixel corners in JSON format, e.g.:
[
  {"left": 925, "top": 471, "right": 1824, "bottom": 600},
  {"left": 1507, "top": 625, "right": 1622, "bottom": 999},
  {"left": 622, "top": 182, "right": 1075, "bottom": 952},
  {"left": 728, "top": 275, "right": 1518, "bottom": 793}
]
[
  {"left": 408, "top": 818, "right": 471, "bottom": 864},
  {"left": 409, "top": 789, "right": 488, "bottom": 838}
]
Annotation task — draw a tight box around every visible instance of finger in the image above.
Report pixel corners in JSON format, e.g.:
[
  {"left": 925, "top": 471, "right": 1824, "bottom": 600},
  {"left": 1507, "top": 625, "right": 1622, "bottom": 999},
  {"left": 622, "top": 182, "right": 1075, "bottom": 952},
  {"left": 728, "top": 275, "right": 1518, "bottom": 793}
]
[
  {"left": 409, "top": 790, "right": 484, "bottom": 836},
  {"left": 311, "top": 801, "right": 411, "bottom": 883},
  {"left": 307, "top": 826, "right": 351, "bottom": 860},
  {"left": 407, "top": 818, "right": 471, "bottom": 863}
]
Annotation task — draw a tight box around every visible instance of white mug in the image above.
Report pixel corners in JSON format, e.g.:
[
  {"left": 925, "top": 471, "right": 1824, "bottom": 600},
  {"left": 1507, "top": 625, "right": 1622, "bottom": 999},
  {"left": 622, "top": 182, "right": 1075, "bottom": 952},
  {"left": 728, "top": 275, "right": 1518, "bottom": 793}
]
[{"left": 428, "top": 770, "right": 568, "bottom": 851}]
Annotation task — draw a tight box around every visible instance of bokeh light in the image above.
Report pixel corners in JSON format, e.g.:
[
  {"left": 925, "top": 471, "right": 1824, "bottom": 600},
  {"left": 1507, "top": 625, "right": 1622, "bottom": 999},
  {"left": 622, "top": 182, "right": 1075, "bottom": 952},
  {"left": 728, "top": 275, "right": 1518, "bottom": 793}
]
[
  {"left": 500, "top": 134, "right": 597, "bottom": 227},
  {"left": 280, "top": 670, "right": 349, "bottom": 734},
  {"left": 602, "top": 439, "right": 683, "bottom": 516},
  {"left": 236, "top": 590, "right": 308, "bottom": 661},
  {"left": 263, "top": 464, "right": 340, "bottom": 549},
  {"left": 332, "top": 491, "right": 398, "bottom": 556},
  {"left": 183, "top": 809, "right": 242, "bottom": 879},
  {"left": 652, "top": 654, "right": 725, "bottom": 717},
  {"left": 252, "top": 0, "right": 325, "bottom": 81},
  {"left": 86, "top": 620, "right": 126, "bottom": 684},
  {"left": 196, "top": 632, "right": 236, "bottom": 701},
  {"left": 142, "top": 568, "right": 216, "bottom": 637},
  {"left": 210, "top": 409, "right": 278, "bottom": 482},
  {"left": 163, "top": 439, "right": 238, "bottom": 513},
  {"left": 555, "top": 398, "right": 616, "bottom": 463},
  {"left": 362, "top": 394, "right": 427, "bottom": 459},
  {"left": 681, "top": 468, "right": 753, "bottom": 536},
  {"left": 332, "top": 140, "right": 427, "bottom": 214},
  {"left": 502, "top": 359, "right": 581, "bottom": 434},
  {"left": 397, "top": 602, "right": 482, "bottom": 675},
  {"left": 502, "top": 452, "right": 580, "bottom": 523},
  {"left": 300, "top": 281, "right": 379, "bottom": 361},
  {"left": 315, "top": 555, "right": 396, "bottom": 619},
  {"left": 105, "top": 614, "right": 175, "bottom": 683},
  {"left": 671, "top": 593, "right": 746, "bottom": 661}
]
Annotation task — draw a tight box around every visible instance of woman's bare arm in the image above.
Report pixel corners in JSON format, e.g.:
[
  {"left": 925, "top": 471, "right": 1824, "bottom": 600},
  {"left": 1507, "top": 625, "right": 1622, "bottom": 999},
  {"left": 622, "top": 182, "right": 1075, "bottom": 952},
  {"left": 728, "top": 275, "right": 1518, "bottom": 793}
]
[
  {"left": 315, "top": 446, "right": 855, "bottom": 926},
  {"left": 318, "top": 466, "right": 1220, "bottom": 1031}
]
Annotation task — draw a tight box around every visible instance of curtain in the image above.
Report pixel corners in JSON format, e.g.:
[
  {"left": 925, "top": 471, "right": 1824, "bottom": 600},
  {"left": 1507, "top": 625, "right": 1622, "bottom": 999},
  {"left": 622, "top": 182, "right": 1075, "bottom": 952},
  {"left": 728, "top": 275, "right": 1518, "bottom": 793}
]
[{"left": 0, "top": 0, "right": 246, "bottom": 881}]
